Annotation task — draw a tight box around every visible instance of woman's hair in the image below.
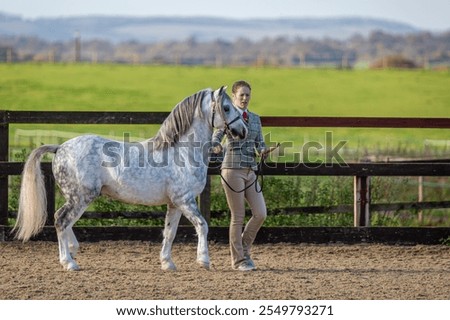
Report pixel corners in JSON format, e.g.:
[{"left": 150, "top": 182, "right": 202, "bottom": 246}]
[{"left": 232, "top": 80, "right": 251, "bottom": 94}]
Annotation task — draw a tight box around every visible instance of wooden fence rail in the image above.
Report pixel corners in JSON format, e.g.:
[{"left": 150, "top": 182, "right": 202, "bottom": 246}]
[{"left": 1, "top": 110, "right": 450, "bottom": 227}]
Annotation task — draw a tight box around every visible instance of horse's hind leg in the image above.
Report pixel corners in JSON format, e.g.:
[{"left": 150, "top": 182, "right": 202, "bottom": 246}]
[
  {"left": 160, "top": 205, "right": 182, "bottom": 271},
  {"left": 55, "top": 198, "right": 93, "bottom": 271},
  {"left": 177, "top": 198, "right": 210, "bottom": 270},
  {"left": 54, "top": 202, "right": 77, "bottom": 270},
  {"left": 67, "top": 228, "right": 79, "bottom": 258}
]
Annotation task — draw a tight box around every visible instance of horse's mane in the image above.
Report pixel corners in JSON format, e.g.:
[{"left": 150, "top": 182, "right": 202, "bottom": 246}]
[{"left": 152, "top": 89, "right": 208, "bottom": 150}]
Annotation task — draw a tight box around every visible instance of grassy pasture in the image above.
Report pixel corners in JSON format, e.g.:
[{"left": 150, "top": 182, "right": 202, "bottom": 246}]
[
  {"left": 1, "top": 63, "right": 449, "bottom": 226},
  {"left": 1, "top": 64, "right": 449, "bottom": 116},
  {"left": 1, "top": 63, "right": 449, "bottom": 161}
]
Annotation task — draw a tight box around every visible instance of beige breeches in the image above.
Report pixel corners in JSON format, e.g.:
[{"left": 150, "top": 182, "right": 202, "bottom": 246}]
[{"left": 221, "top": 168, "right": 267, "bottom": 268}]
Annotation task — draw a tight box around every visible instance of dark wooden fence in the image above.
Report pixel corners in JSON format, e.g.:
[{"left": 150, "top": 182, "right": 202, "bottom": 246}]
[{"left": 1, "top": 110, "right": 450, "bottom": 230}]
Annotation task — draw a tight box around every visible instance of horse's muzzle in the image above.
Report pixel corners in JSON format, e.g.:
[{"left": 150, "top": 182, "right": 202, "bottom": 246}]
[{"left": 230, "top": 127, "right": 247, "bottom": 140}]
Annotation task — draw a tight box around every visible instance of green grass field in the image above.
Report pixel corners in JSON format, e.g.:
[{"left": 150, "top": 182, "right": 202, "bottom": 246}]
[
  {"left": 1, "top": 63, "right": 449, "bottom": 226},
  {"left": 1, "top": 63, "right": 449, "bottom": 115},
  {"left": 1, "top": 63, "right": 449, "bottom": 161}
]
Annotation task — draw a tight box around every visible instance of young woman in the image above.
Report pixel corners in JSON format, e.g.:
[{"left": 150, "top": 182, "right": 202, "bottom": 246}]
[{"left": 212, "top": 80, "right": 267, "bottom": 271}]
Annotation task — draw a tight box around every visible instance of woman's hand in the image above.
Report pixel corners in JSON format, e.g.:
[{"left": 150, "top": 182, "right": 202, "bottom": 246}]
[{"left": 210, "top": 141, "right": 223, "bottom": 154}]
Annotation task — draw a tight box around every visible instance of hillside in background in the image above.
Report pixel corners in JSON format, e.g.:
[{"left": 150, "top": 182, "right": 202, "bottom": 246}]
[{"left": 0, "top": 12, "right": 421, "bottom": 42}]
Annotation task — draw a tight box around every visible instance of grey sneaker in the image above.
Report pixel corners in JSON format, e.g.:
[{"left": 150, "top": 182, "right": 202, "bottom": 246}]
[{"left": 236, "top": 260, "right": 256, "bottom": 272}]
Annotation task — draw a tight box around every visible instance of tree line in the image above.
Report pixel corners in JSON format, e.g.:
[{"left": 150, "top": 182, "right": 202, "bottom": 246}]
[{"left": 1, "top": 30, "right": 449, "bottom": 68}]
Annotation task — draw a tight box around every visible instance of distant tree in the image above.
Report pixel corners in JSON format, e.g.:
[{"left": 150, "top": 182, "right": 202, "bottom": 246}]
[{"left": 1, "top": 31, "right": 449, "bottom": 67}]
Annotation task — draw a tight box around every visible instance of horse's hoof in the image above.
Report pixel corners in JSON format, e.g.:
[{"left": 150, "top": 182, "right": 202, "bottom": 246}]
[
  {"left": 66, "top": 261, "right": 80, "bottom": 271},
  {"left": 197, "top": 260, "right": 210, "bottom": 270},
  {"left": 161, "top": 261, "right": 177, "bottom": 271}
]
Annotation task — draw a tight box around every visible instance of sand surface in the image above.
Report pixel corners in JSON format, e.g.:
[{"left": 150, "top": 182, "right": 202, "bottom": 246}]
[{"left": 1, "top": 241, "right": 449, "bottom": 300}]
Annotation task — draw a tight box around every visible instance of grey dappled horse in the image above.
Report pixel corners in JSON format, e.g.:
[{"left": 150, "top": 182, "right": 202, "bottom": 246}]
[{"left": 13, "top": 87, "right": 247, "bottom": 271}]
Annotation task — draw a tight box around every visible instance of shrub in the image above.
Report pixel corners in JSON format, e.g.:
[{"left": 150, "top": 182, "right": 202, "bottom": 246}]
[{"left": 370, "top": 55, "right": 417, "bottom": 69}]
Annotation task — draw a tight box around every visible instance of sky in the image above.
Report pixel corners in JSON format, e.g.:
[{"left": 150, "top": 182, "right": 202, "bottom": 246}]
[{"left": 1, "top": 0, "right": 449, "bottom": 31}]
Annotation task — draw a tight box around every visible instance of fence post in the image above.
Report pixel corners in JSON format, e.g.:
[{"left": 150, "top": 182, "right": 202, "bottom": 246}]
[
  {"left": 0, "top": 111, "right": 9, "bottom": 225},
  {"left": 354, "top": 175, "right": 371, "bottom": 227},
  {"left": 418, "top": 176, "right": 424, "bottom": 224}
]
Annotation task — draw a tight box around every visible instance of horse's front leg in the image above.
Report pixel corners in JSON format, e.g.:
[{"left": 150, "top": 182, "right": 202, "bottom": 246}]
[
  {"left": 160, "top": 205, "right": 182, "bottom": 271},
  {"left": 177, "top": 198, "right": 210, "bottom": 270}
]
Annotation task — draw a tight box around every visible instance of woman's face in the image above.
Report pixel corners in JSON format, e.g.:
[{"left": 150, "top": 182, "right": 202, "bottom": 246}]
[{"left": 232, "top": 86, "right": 251, "bottom": 110}]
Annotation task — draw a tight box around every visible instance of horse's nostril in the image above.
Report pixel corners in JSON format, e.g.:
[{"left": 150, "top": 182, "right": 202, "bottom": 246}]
[
  {"left": 241, "top": 128, "right": 248, "bottom": 139},
  {"left": 231, "top": 128, "right": 246, "bottom": 139}
]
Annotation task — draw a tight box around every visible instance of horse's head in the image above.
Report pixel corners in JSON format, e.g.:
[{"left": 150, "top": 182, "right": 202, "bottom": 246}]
[{"left": 212, "top": 86, "right": 248, "bottom": 140}]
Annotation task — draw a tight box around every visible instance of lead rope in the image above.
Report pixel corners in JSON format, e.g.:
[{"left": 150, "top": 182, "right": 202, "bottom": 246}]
[
  {"left": 219, "top": 158, "right": 264, "bottom": 194},
  {"left": 219, "top": 143, "right": 280, "bottom": 193}
]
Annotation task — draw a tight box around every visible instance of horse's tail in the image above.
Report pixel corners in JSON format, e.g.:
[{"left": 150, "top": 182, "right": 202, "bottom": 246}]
[{"left": 13, "top": 145, "right": 59, "bottom": 241}]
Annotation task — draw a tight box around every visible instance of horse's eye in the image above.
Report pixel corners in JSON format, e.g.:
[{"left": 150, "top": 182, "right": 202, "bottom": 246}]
[{"left": 224, "top": 106, "right": 230, "bottom": 112}]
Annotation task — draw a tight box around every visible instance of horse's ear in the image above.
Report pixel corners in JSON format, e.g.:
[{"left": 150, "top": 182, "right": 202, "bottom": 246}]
[
  {"left": 219, "top": 86, "right": 227, "bottom": 95},
  {"left": 213, "top": 86, "right": 227, "bottom": 101}
]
